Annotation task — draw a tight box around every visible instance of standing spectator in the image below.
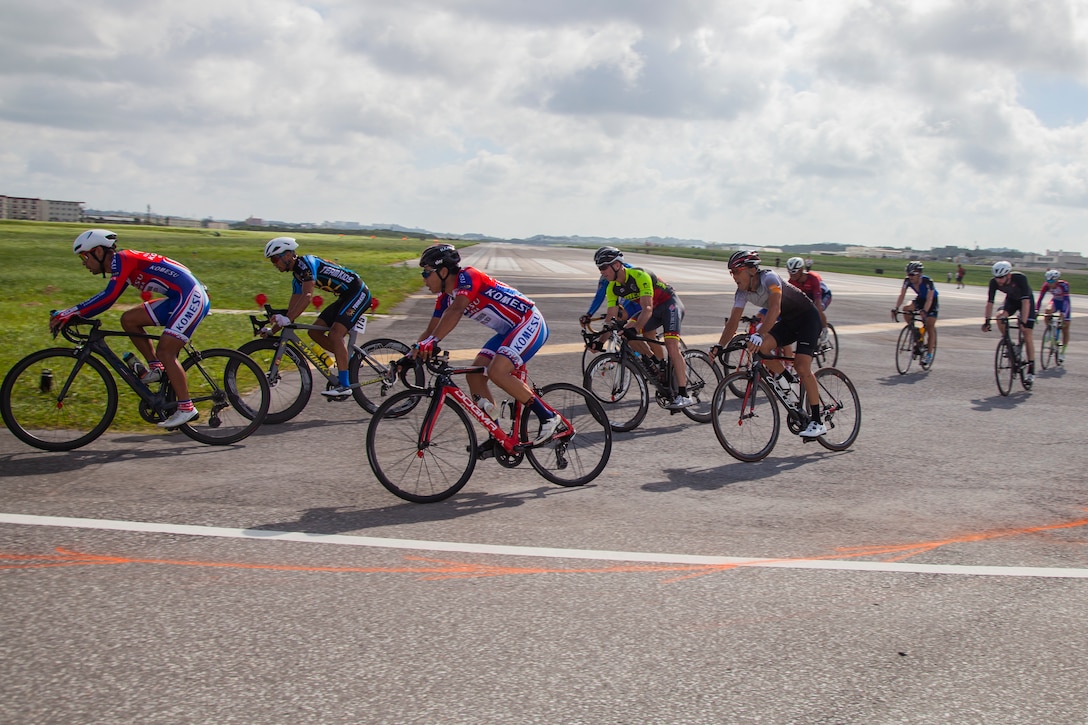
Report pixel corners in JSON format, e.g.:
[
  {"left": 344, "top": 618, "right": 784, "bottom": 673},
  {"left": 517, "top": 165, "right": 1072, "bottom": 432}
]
[{"left": 956, "top": 264, "right": 965, "bottom": 288}]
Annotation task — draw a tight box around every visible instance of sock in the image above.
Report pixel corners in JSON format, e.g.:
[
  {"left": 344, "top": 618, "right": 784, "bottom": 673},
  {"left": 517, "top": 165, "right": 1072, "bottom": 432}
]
[
  {"left": 528, "top": 396, "right": 554, "bottom": 422},
  {"left": 338, "top": 370, "right": 350, "bottom": 387},
  {"left": 677, "top": 386, "right": 688, "bottom": 397},
  {"left": 148, "top": 360, "right": 165, "bottom": 372},
  {"left": 177, "top": 400, "right": 194, "bottom": 412},
  {"left": 810, "top": 404, "right": 821, "bottom": 422}
]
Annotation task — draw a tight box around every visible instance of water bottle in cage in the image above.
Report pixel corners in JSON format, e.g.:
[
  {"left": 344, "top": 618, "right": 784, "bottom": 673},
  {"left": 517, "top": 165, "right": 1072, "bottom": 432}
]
[{"left": 123, "top": 352, "right": 148, "bottom": 378}]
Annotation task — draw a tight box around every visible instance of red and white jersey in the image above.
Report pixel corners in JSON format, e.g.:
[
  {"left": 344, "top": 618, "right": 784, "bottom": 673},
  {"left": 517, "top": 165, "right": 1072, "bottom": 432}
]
[{"left": 432, "top": 266, "right": 536, "bottom": 334}]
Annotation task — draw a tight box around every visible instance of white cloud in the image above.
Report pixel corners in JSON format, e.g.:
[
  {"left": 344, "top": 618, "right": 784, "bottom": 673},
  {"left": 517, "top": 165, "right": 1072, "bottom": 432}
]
[{"left": 3, "top": 0, "right": 1088, "bottom": 252}]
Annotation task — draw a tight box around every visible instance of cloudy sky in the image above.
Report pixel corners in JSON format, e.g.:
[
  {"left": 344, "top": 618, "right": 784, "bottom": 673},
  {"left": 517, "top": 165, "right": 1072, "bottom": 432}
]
[{"left": 5, "top": 1, "right": 1088, "bottom": 253}]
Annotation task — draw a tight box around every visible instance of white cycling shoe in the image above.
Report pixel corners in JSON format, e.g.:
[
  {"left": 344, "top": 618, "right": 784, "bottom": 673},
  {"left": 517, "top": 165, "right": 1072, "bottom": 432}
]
[
  {"left": 799, "top": 420, "right": 826, "bottom": 438},
  {"left": 158, "top": 407, "right": 198, "bottom": 428}
]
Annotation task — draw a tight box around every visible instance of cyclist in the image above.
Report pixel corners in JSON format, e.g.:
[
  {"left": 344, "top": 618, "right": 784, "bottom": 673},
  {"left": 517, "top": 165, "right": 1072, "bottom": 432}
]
[
  {"left": 983, "top": 261, "right": 1036, "bottom": 384},
  {"left": 596, "top": 247, "right": 692, "bottom": 409},
  {"left": 412, "top": 243, "right": 560, "bottom": 446},
  {"left": 892, "top": 261, "right": 939, "bottom": 366},
  {"left": 715, "top": 250, "right": 826, "bottom": 437},
  {"left": 785, "top": 256, "right": 831, "bottom": 337},
  {"left": 580, "top": 246, "right": 641, "bottom": 329},
  {"left": 1038, "top": 269, "right": 1071, "bottom": 363},
  {"left": 263, "top": 236, "right": 372, "bottom": 397},
  {"left": 49, "top": 229, "right": 210, "bottom": 428}
]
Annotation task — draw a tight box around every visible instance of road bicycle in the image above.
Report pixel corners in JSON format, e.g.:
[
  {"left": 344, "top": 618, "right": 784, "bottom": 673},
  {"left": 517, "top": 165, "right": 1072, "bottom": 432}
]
[
  {"left": 710, "top": 351, "right": 861, "bottom": 462},
  {"left": 365, "top": 351, "right": 612, "bottom": 503},
  {"left": 241, "top": 303, "right": 421, "bottom": 423},
  {"left": 719, "top": 315, "right": 838, "bottom": 380},
  {"left": 991, "top": 315, "right": 1033, "bottom": 396},
  {"left": 1039, "top": 309, "right": 1065, "bottom": 370},
  {"left": 1, "top": 316, "right": 270, "bottom": 451},
  {"left": 893, "top": 309, "right": 937, "bottom": 374},
  {"left": 582, "top": 320, "right": 720, "bottom": 432}
]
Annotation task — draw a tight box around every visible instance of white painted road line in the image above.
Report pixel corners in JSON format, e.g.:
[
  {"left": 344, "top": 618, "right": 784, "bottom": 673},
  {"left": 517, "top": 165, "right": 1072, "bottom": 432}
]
[{"left": 3, "top": 513, "right": 1088, "bottom": 579}]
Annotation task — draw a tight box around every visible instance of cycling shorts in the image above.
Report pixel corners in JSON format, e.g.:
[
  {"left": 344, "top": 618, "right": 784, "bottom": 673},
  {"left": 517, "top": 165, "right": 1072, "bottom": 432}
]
[
  {"left": 913, "top": 297, "right": 939, "bottom": 318},
  {"left": 769, "top": 305, "right": 822, "bottom": 358},
  {"left": 145, "top": 285, "right": 210, "bottom": 344},
  {"left": 1002, "top": 295, "right": 1036, "bottom": 329},
  {"left": 317, "top": 280, "right": 371, "bottom": 330},
  {"left": 641, "top": 295, "right": 685, "bottom": 337},
  {"left": 1045, "top": 298, "right": 1072, "bottom": 321},
  {"left": 480, "top": 306, "right": 549, "bottom": 369}
]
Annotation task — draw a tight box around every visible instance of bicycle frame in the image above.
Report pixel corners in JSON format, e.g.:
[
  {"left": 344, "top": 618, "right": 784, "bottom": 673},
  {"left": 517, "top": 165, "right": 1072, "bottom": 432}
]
[
  {"left": 419, "top": 361, "right": 572, "bottom": 455},
  {"left": 250, "top": 305, "right": 390, "bottom": 388},
  {"left": 55, "top": 319, "right": 178, "bottom": 414}
]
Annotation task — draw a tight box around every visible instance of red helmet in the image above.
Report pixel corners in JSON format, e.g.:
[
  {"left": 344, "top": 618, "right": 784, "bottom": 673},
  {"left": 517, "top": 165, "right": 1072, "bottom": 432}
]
[{"left": 727, "top": 250, "right": 761, "bottom": 271}]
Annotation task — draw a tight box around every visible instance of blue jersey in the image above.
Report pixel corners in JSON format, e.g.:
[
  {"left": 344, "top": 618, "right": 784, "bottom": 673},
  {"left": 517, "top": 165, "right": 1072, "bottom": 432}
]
[
  {"left": 290, "top": 254, "right": 361, "bottom": 296},
  {"left": 587, "top": 264, "right": 640, "bottom": 317}
]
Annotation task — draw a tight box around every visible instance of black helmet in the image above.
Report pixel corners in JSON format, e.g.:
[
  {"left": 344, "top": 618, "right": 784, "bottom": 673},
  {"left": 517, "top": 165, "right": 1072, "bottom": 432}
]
[
  {"left": 419, "top": 244, "right": 461, "bottom": 271},
  {"left": 727, "top": 250, "right": 761, "bottom": 271},
  {"left": 594, "top": 246, "right": 623, "bottom": 266}
]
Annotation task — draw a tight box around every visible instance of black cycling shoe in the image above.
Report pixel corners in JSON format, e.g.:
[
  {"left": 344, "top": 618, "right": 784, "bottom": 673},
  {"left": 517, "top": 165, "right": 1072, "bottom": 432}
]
[{"left": 475, "top": 437, "right": 496, "bottom": 460}]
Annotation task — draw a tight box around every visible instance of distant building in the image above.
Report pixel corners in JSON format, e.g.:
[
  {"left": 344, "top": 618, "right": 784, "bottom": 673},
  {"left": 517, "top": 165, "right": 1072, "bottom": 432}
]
[
  {"left": 1023, "top": 250, "right": 1086, "bottom": 270},
  {"left": 845, "top": 246, "right": 907, "bottom": 259},
  {"left": 1, "top": 195, "right": 83, "bottom": 222}
]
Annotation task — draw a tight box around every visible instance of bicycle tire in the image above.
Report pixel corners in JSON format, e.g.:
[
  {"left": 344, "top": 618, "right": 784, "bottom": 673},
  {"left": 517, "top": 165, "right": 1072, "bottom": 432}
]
[
  {"left": 366, "top": 390, "right": 476, "bottom": 503},
  {"left": 894, "top": 326, "right": 915, "bottom": 375},
  {"left": 1040, "top": 325, "right": 1057, "bottom": 370},
  {"left": 994, "top": 338, "right": 1015, "bottom": 396},
  {"left": 238, "top": 338, "right": 312, "bottom": 424},
  {"left": 813, "top": 368, "right": 861, "bottom": 451},
  {"left": 1016, "top": 341, "right": 1032, "bottom": 390},
  {"left": 814, "top": 323, "right": 839, "bottom": 369},
  {"left": 679, "top": 349, "right": 721, "bottom": 423},
  {"left": 350, "top": 338, "right": 419, "bottom": 414},
  {"left": 582, "top": 353, "right": 649, "bottom": 432},
  {"left": 521, "top": 382, "right": 612, "bottom": 486},
  {"left": 711, "top": 372, "right": 780, "bottom": 462},
  {"left": 0, "top": 348, "right": 118, "bottom": 451},
  {"left": 179, "top": 348, "right": 270, "bottom": 445}
]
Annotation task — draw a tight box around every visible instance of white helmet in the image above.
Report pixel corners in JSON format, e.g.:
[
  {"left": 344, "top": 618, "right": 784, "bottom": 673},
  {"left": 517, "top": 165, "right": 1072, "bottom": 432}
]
[
  {"left": 73, "top": 229, "right": 118, "bottom": 254},
  {"left": 786, "top": 257, "right": 805, "bottom": 273},
  {"left": 1045, "top": 269, "right": 1060, "bottom": 282},
  {"left": 992, "top": 261, "right": 1012, "bottom": 277},
  {"left": 264, "top": 236, "right": 298, "bottom": 258}
]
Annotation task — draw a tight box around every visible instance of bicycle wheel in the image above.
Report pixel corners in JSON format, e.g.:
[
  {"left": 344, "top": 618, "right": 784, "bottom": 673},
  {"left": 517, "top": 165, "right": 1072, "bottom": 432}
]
[
  {"left": 522, "top": 382, "right": 612, "bottom": 486},
  {"left": 994, "top": 339, "right": 1015, "bottom": 396},
  {"left": 238, "top": 338, "right": 312, "bottom": 424},
  {"left": 894, "top": 326, "right": 915, "bottom": 375},
  {"left": 1016, "top": 341, "right": 1032, "bottom": 390},
  {"left": 814, "top": 323, "right": 839, "bottom": 368},
  {"left": 350, "top": 338, "right": 420, "bottom": 414},
  {"left": 366, "top": 390, "right": 476, "bottom": 503},
  {"left": 711, "top": 372, "right": 780, "bottom": 462},
  {"left": 679, "top": 349, "right": 721, "bottom": 423},
  {"left": 179, "top": 348, "right": 270, "bottom": 445},
  {"left": 719, "top": 335, "right": 750, "bottom": 395},
  {"left": 1040, "top": 324, "right": 1057, "bottom": 370},
  {"left": 582, "top": 353, "right": 649, "bottom": 432},
  {"left": 813, "top": 368, "right": 861, "bottom": 451},
  {"left": 0, "top": 348, "right": 118, "bottom": 451}
]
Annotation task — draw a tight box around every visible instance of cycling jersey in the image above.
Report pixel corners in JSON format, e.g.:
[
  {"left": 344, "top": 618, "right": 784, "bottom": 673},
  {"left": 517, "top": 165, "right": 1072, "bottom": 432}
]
[
  {"left": 605, "top": 267, "right": 676, "bottom": 309},
  {"left": 789, "top": 271, "right": 832, "bottom": 309},
  {"left": 587, "top": 264, "right": 641, "bottom": 318},
  {"left": 290, "top": 255, "right": 362, "bottom": 296},
  {"left": 55, "top": 249, "right": 209, "bottom": 342},
  {"left": 988, "top": 272, "right": 1033, "bottom": 304},
  {"left": 903, "top": 274, "right": 939, "bottom": 314},
  {"left": 433, "top": 266, "right": 536, "bottom": 333},
  {"left": 733, "top": 269, "right": 815, "bottom": 318}
]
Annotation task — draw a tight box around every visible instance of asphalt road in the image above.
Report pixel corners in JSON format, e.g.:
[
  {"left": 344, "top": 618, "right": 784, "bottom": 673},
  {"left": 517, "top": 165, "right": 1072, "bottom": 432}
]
[{"left": 2, "top": 244, "right": 1086, "bottom": 724}]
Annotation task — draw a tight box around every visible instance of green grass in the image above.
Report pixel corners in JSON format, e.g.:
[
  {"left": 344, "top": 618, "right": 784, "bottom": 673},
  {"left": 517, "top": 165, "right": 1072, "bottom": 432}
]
[{"left": 0, "top": 220, "right": 438, "bottom": 433}]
